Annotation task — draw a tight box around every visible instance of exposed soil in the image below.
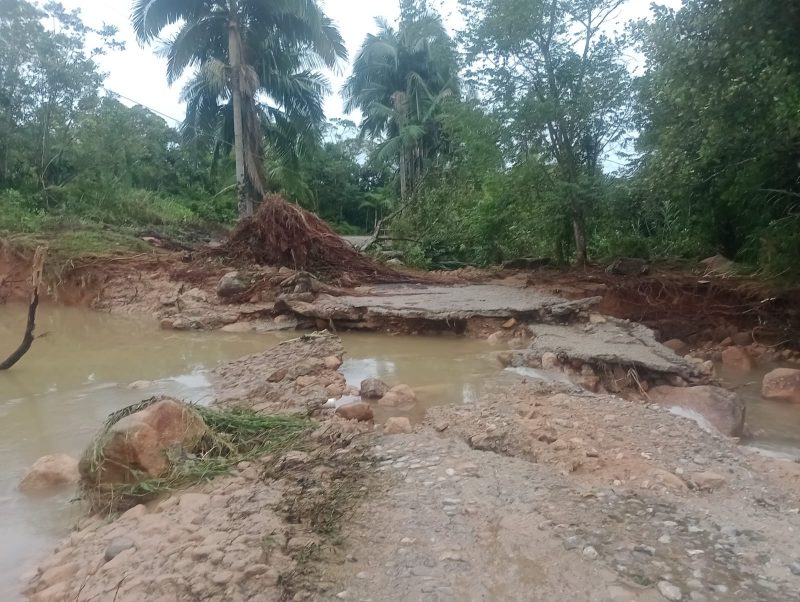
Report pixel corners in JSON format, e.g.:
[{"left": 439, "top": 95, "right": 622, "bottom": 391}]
[{"left": 6, "top": 243, "right": 800, "bottom": 602}]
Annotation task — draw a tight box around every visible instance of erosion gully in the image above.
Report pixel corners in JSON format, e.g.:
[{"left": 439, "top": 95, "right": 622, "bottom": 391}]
[{"left": 0, "top": 304, "right": 798, "bottom": 600}]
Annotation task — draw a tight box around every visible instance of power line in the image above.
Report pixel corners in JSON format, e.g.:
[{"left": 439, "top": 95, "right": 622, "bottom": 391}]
[
  {"left": 101, "top": 85, "right": 234, "bottom": 148},
  {"left": 101, "top": 86, "right": 183, "bottom": 125}
]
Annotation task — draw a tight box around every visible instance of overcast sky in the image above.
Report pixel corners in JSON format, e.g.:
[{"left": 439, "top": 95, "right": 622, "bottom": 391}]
[{"left": 57, "top": 0, "right": 681, "bottom": 127}]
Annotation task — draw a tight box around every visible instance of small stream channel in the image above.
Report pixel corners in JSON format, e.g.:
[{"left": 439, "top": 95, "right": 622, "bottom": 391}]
[
  {"left": 1, "top": 305, "right": 799, "bottom": 599},
  {"left": 0, "top": 304, "right": 501, "bottom": 599}
]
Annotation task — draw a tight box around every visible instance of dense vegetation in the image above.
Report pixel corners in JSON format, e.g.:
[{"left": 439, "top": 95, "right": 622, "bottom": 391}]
[{"left": 1, "top": 0, "right": 798, "bottom": 278}]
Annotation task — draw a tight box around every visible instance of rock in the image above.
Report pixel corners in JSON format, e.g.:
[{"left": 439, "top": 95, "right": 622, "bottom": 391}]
[
  {"left": 731, "top": 331, "right": 752, "bottom": 346},
  {"left": 378, "top": 384, "right": 417, "bottom": 407},
  {"left": 40, "top": 562, "right": 79, "bottom": 587},
  {"left": 127, "top": 380, "right": 152, "bottom": 390},
  {"left": 178, "top": 492, "right": 211, "bottom": 512},
  {"left": 79, "top": 398, "right": 209, "bottom": 486},
  {"left": 326, "top": 381, "right": 347, "bottom": 397},
  {"left": 582, "top": 546, "right": 599, "bottom": 560},
  {"left": 360, "top": 378, "right": 390, "bottom": 400},
  {"left": 497, "top": 352, "right": 514, "bottom": 367},
  {"left": 663, "top": 339, "right": 688, "bottom": 355},
  {"left": 216, "top": 271, "right": 250, "bottom": 298},
  {"left": 589, "top": 314, "right": 607, "bottom": 324},
  {"left": 209, "top": 570, "right": 232, "bottom": 585},
  {"left": 657, "top": 580, "right": 683, "bottom": 601},
  {"left": 323, "top": 355, "right": 343, "bottom": 370},
  {"left": 335, "top": 402, "right": 374, "bottom": 422},
  {"left": 278, "top": 451, "right": 311, "bottom": 470},
  {"left": 502, "top": 318, "right": 518, "bottom": 329},
  {"left": 267, "top": 367, "right": 288, "bottom": 383},
  {"left": 688, "top": 472, "right": 727, "bottom": 491},
  {"left": 761, "top": 368, "right": 800, "bottom": 403},
  {"left": 18, "top": 454, "right": 80, "bottom": 495},
  {"left": 104, "top": 536, "right": 135, "bottom": 562},
  {"left": 580, "top": 375, "right": 601, "bottom": 393},
  {"left": 29, "top": 583, "right": 67, "bottom": 602},
  {"left": 220, "top": 322, "right": 254, "bottom": 333},
  {"left": 648, "top": 385, "right": 746, "bottom": 437},
  {"left": 541, "top": 352, "right": 559, "bottom": 370},
  {"left": 487, "top": 331, "right": 507, "bottom": 345},
  {"left": 720, "top": 346, "right": 754, "bottom": 372},
  {"left": 606, "top": 257, "right": 649, "bottom": 276},
  {"left": 383, "top": 417, "right": 413, "bottom": 435},
  {"left": 789, "top": 562, "right": 800, "bottom": 576},
  {"left": 386, "top": 258, "right": 404, "bottom": 268}
]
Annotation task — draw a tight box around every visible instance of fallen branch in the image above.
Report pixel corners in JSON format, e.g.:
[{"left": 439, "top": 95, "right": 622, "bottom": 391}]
[{"left": 1, "top": 246, "right": 47, "bottom": 370}]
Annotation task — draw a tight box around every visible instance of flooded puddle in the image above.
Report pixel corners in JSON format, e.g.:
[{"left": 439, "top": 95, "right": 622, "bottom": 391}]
[
  {"left": 0, "top": 305, "right": 499, "bottom": 599},
  {"left": 715, "top": 363, "right": 800, "bottom": 456}
]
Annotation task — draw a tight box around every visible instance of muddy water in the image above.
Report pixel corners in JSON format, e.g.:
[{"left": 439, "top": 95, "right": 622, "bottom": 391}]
[
  {"left": 716, "top": 363, "right": 800, "bottom": 455},
  {"left": 0, "top": 305, "right": 499, "bottom": 599}
]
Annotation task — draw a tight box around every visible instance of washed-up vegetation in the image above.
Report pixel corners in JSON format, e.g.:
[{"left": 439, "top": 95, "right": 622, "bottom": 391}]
[{"left": 80, "top": 399, "right": 315, "bottom": 513}]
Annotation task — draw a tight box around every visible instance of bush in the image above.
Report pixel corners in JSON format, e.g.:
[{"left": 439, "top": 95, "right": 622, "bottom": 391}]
[{"left": 0, "top": 190, "right": 44, "bottom": 232}]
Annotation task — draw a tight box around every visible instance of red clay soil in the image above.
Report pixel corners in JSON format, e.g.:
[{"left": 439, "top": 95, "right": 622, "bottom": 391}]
[{"left": 518, "top": 265, "right": 800, "bottom": 347}]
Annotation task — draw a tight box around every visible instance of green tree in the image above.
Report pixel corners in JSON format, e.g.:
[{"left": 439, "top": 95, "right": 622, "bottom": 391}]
[
  {"left": 132, "top": 0, "right": 347, "bottom": 218},
  {"left": 343, "top": 0, "right": 459, "bottom": 202},
  {"left": 0, "top": 0, "right": 120, "bottom": 201},
  {"left": 459, "top": 0, "right": 631, "bottom": 264},
  {"left": 634, "top": 0, "right": 800, "bottom": 274}
]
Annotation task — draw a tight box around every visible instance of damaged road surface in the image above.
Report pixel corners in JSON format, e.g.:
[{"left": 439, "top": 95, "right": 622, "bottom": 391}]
[{"left": 280, "top": 283, "right": 600, "bottom": 330}]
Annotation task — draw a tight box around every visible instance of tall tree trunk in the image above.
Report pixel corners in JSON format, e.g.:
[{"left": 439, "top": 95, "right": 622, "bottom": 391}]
[
  {"left": 572, "top": 206, "right": 587, "bottom": 267},
  {"left": 399, "top": 146, "right": 408, "bottom": 202},
  {"left": 228, "top": 12, "right": 251, "bottom": 219}
]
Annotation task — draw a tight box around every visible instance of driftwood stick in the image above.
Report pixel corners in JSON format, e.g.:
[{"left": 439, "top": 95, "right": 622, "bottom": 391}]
[{"left": 0, "top": 246, "right": 47, "bottom": 370}]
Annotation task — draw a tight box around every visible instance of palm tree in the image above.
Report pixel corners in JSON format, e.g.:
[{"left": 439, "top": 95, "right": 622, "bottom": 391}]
[
  {"left": 343, "top": 3, "right": 458, "bottom": 202},
  {"left": 132, "top": 0, "right": 346, "bottom": 218}
]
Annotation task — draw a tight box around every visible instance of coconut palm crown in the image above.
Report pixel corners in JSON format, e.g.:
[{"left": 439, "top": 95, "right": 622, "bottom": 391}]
[
  {"left": 132, "top": 0, "right": 347, "bottom": 217},
  {"left": 343, "top": 2, "right": 458, "bottom": 201}
]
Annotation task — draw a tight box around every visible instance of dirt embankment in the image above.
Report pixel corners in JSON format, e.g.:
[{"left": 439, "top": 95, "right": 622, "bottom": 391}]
[{"left": 3, "top": 241, "right": 799, "bottom": 352}]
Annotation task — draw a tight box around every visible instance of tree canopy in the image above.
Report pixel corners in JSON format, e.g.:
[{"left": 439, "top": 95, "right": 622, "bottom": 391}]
[{"left": 1, "top": 0, "right": 799, "bottom": 280}]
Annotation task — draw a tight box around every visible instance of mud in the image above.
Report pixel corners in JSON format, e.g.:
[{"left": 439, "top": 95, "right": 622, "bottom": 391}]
[{"left": 5, "top": 248, "right": 800, "bottom": 601}]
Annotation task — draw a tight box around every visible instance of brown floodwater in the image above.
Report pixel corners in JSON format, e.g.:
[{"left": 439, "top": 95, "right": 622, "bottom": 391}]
[
  {"left": 715, "top": 363, "right": 800, "bottom": 456},
  {"left": 0, "top": 304, "right": 500, "bottom": 600},
  {"left": 1, "top": 306, "right": 798, "bottom": 599}
]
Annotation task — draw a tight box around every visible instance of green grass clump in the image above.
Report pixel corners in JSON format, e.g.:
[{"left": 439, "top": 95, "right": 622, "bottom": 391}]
[{"left": 83, "top": 400, "right": 316, "bottom": 513}]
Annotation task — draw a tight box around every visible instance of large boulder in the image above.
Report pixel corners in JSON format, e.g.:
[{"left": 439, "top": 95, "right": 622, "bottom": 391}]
[
  {"left": 80, "top": 398, "right": 209, "bottom": 486},
  {"left": 360, "top": 378, "right": 390, "bottom": 400},
  {"left": 18, "top": 454, "right": 80, "bottom": 495},
  {"left": 762, "top": 368, "right": 800, "bottom": 403},
  {"left": 216, "top": 271, "right": 250, "bottom": 299},
  {"left": 378, "top": 384, "right": 417, "bottom": 407},
  {"left": 648, "top": 385, "right": 746, "bottom": 437}
]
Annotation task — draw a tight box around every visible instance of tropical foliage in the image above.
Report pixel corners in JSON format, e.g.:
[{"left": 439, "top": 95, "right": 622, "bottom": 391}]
[
  {"left": 1, "top": 0, "right": 799, "bottom": 279},
  {"left": 344, "top": 0, "right": 459, "bottom": 201},
  {"left": 132, "top": 0, "right": 347, "bottom": 217}
]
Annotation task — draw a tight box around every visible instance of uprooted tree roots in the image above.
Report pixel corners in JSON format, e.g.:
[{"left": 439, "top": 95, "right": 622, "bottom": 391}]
[{"left": 225, "top": 194, "right": 414, "bottom": 284}]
